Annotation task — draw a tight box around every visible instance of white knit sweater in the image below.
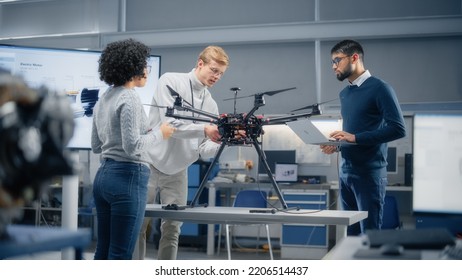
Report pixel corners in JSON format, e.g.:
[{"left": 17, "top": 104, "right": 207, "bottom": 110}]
[{"left": 147, "top": 69, "right": 220, "bottom": 174}]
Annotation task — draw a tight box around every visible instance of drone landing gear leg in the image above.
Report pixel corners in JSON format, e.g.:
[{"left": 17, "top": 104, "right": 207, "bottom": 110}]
[
  {"left": 252, "top": 139, "right": 290, "bottom": 210},
  {"left": 189, "top": 142, "right": 227, "bottom": 208}
]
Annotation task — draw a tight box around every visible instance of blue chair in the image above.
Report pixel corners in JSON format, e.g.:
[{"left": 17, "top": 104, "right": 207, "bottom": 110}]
[
  {"left": 382, "top": 195, "right": 402, "bottom": 230},
  {"left": 218, "top": 190, "right": 273, "bottom": 259}
]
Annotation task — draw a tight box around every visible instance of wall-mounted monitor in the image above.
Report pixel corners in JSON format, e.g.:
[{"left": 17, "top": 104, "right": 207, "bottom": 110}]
[
  {"left": 0, "top": 44, "right": 161, "bottom": 150},
  {"left": 412, "top": 113, "right": 462, "bottom": 215}
]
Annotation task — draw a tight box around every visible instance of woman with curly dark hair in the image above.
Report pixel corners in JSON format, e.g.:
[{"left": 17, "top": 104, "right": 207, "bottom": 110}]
[{"left": 91, "top": 38, "right": 175, "bottom": 259}]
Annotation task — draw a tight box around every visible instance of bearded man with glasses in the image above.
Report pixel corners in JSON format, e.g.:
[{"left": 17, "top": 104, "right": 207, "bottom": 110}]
[{"left": 321, "top": 39, "right": 406, "bottom": 236}]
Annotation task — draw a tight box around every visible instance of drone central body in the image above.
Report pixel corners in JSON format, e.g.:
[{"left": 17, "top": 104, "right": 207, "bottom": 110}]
[{"left": 217, "top": 113, "right": 263, "bottom": 145}]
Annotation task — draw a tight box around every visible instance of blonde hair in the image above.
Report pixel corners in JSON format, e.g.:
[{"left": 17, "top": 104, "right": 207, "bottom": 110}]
[{"left": 198, "top": 46, "right": 229, "bottom": 67}]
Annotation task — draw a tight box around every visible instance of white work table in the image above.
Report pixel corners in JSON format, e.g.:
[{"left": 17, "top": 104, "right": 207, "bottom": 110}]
[{"left": 145, "top": 204, "right": 368, "bottom": 256}]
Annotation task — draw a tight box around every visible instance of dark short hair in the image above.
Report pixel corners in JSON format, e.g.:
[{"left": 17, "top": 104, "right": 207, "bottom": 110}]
[
  {"left": 331, "top": 39, "right": 364, "bottom": 60},
  {"left": 98, "top": 38, "right": 151, "bottom": 87}
]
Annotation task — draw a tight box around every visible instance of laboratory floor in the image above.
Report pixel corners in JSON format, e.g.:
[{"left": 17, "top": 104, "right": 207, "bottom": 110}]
[{"left": 7, "top": 239, "right": 278, "bottom": 260}]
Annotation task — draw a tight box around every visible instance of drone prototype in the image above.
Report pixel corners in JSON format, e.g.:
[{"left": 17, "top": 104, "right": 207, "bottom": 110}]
[{"left": 161, "top": 85, "right": 324, "bottom": 210}]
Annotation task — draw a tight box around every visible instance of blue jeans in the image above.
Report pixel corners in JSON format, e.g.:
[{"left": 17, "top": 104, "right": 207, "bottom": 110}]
[
  {"left": 339, "top": 173, "right": 387, "bottom": 236},
  {"left": 93, "top": 158, "right": 149, "bottom": 259}
]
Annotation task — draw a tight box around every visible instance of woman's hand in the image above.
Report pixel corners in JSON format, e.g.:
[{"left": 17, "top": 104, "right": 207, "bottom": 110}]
[{"left": 160, "top": 122, "right": 176, "bottom": 139}]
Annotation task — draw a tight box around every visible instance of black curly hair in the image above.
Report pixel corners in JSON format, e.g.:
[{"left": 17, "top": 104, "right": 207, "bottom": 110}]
[{"left": 98, "top": 38, "right": 151, "bottom": 87}]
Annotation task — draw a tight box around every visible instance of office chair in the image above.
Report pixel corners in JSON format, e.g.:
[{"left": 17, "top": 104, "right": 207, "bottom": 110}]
[
  {"left": 382, "top": 195, "right": 402, "bottom": 230},
  {"left": 217, "top": 190, "right": 274, "bottom": 260}
]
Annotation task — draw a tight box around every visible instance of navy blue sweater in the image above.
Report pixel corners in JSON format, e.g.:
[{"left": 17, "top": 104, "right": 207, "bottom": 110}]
[{"left": 339, "top": 76, "right": 406, "bottom": 176}]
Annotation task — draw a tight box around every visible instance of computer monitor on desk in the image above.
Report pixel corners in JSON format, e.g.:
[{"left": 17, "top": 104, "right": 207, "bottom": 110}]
[
  {"left": 257, "top": 150, "right": 296, "bottom": 182},
  {"left": 386, "top": 146, "right": 398, "bottom": 174}
]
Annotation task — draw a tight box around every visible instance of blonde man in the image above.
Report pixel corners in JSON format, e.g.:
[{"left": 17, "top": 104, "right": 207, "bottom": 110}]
[{"left": 137, "top": 46, "right": 229, "bottom": 259}]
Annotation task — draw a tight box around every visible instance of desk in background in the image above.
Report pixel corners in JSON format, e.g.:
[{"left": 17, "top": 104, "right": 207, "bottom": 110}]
[
  {"left": 207, "top": 182, "right": 332, "bottom": 207},
  {"left": 207, "top": 182, "right": 411, "bottom": 210},
  {"left": 206, "top": 182, "right": 336, "bottom": 258}
]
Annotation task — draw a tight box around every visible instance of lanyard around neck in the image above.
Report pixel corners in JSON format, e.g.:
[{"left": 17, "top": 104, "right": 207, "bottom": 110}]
[{"left": 189, "top": 79, "right": 206, "bottom": 123}]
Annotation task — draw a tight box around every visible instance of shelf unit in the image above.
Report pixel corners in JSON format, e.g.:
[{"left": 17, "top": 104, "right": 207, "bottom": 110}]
[
  {"left": 16, "top": 184, "right": 92, "bottom": 228},
  {"left": 280, "top": 189, "right": 329, "bottom": 259}
]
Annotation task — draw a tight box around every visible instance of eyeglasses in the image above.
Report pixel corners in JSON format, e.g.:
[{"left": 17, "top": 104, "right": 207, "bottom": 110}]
[
  {"left": 208, "top": 66, "right": 224, "bottom": 77},
  {"left": 331, "top": 56, "right": 349, "bottom": 66},
  {"left": 146, "top": 65, "right": 152, "bottom": 74}
]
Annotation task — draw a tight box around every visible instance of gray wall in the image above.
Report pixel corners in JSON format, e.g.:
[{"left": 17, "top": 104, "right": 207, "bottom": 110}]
[
  {"left": 1, "top": 0, "right": 460, "bottom": 110},
  {"left": 1, "top": 0, "right": 461, "bottom": 182},
  {"left": 153, "top": 42, "right": 317, "bottom": 114}
]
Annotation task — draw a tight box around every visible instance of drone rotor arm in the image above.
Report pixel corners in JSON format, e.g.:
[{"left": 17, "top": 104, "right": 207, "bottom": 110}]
[
  {"left": 291, "top": 98, "right": 338, "bottom": 112},
  {"left": 143, "top": 104, "right": 171, "bottom": 109},
  {"left": 179, "top": 106, "right": 220, "bottom": 121},
  {"left": 165, "top": 112, "right": 218, "bottom": 124},
  {"left": 262, "top": 110, "right": 322, "bottom": 125}
]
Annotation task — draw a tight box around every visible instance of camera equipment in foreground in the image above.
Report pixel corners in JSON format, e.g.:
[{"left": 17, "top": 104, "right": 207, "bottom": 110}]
[{"left": 0, "top": 71, "right": 75, "bottom": 235}]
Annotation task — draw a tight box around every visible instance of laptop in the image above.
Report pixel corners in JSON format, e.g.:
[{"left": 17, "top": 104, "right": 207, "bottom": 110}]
[{"left": 287, "top": 119, "right": 356, "bottom": 146}]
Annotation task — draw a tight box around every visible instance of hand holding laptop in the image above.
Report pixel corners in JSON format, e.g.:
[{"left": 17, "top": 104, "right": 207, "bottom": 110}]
[
  {"left": 287, "top": 119, "right": 356, "bottom": 147},
  {"left": 320, "top": 144, "right": 338, "bottom": 154},
  {"left": 321, "top": 131, "right": 356, "bottom": 154},
  {"left": 322, "top": 130, "right": 357, "bottom": 154}
]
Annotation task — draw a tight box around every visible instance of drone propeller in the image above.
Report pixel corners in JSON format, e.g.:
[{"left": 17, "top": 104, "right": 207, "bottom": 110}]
[
  {"left": 291, "top": 98, "right": 338, "bottom": 112},
  {"left": 261, "top": 87, "right": 296, "bottom": 96},
  {"left": 166, "top": 85, "right": 193, "bottom": 107},
  {"left": 223, "top": 87, "right": 296, "bottom": 101},
  {"left": 166, "top": 85, "right": 179, "bottom": 98}
]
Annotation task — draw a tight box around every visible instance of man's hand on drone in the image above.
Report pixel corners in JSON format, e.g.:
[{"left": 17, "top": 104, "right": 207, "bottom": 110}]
[
  {"left": 234, "top": 129, "right": 246, "bottom": 139},
  {"left": 205, "top": 124, "right": 221, "bottom": 143}
]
